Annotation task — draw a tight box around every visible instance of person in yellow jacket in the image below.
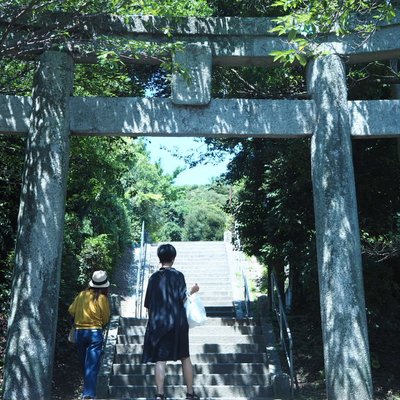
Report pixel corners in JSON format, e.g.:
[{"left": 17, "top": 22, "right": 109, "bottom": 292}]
[{"left": 69, "top": 270, "right": 111, "bottom": 400}]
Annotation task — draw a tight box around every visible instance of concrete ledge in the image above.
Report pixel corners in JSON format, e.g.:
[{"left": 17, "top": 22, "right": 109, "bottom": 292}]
[
  {"left": 258, "top": 294, "right": 291, "bottom": 398},
  {"left": 260, "top": 317, "right": 282, "bottom": 375},
  {"left": 110, "top": 294, "right": 121, "bottom": 315},
  {"left": 272, "top": 373, "right": 291, "bottom": 400}
]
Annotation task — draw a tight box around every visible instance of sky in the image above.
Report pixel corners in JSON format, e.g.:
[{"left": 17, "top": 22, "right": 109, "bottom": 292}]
[{"left": 143, "top": 136, "right": 231, "bottom": 185}]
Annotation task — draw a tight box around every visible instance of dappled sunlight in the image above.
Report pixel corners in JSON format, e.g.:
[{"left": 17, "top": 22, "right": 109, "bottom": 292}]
[
  {"left": 0, "top": 95, "right": 31, "bottom": 134},
  {"left": 308, "top": 54, "right": 373, "bottom": 398},
  {"left": 4, "top": 94, "right": 400, "bottom": 138},
  {"left": 349, "top": 100, "right": 400, "bottom": 138},
  {"left": 1, "top": 9, "right": 400, "bottom": 400},
  {"left": 3, "top": 51, "right": 73, "bottom": 399},
  {"left": 70, "top": 96, "right": 316, "bottom": 138}
]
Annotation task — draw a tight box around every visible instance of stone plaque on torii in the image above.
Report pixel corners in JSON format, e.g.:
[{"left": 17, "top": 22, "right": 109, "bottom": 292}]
[{"left": 1, "top": 11, "right": 400, "bottom": 400}]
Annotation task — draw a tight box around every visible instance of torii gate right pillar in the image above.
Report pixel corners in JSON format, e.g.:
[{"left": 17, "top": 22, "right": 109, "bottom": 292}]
[{"left": 307, "top": 55, "right": 373, "bottom": 400}]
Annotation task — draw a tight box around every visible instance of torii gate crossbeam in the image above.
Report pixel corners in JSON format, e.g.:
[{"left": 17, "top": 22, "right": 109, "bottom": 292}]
[{"left": 1, "top": 96, "right": 400, "bottom": 138}]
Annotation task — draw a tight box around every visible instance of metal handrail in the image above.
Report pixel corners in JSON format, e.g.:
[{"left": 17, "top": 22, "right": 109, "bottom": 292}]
[
  {"left": 135, "top": 221, "right": 149, "bottom": 318},
  {"left": 271, "top": 270, "right": 296, "bottom": 398},
  {"left": 232, "top": 232, "right": 252, "bottom": 318},
  {"left": 241, "top": 264, "right": 251, "bottom": 318}
]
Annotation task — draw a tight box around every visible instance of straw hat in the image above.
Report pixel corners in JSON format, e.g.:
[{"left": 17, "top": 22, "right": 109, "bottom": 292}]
[{"left": 89, "top": 270, "right": 110, "bottom": 288}]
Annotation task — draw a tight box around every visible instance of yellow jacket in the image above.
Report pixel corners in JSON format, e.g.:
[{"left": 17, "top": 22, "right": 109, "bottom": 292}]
[{"left": 68, "top": 289, "right": 110, "bottom": 329}]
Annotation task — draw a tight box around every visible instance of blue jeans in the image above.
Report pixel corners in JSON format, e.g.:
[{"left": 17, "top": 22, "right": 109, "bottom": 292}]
[{"left": 75, "top": 329, "right": 103, "bottom": 398}]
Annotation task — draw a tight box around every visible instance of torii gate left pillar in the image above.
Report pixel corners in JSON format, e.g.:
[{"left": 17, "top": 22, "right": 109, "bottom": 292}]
[{"left": 3, "top": 51, "right": 73, "bottom": 400}]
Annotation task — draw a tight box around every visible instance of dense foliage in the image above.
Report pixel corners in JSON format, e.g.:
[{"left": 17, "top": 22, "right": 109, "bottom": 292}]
[
  {"left": 270, "top": 0, "right": 399, "bottom": 64},
  {"left": 158, "top": 184, "right": 229, "bottom": 241},
  {"left": 0, "top": 0, "right": 400, "bottom": 398}
]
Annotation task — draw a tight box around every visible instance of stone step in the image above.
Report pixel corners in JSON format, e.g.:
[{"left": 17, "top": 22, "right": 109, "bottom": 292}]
[
  {"left": 112, "top": 362, "right": 269, "bottom": 375},
  {"left": 197, "top": 295, "right": 233, "bottom": 300},
  {"left": 116, "top": 343, "right": 266, "bottom": 354},
  {"left": 183, "top": 281, "right": 232, "bottom": 286},
  {"left": 150, "top": 254, "right": 228, "bottom": 259},
  {"left": 109, "top": 384, "right": 273, "bottom": 398},
  {"left": 190, "top": 288, "right": 233, "bottom": 294},
  {"left": 174, "top": 260, "right": 230, "bottom": 263},
  {"left": 167, "top": 253, "right": 228, "bottom": 258},
  {"left": 149, "top": 264, "right": 230, "bottom": 270},
  {"left": 183, "top": 268, "right": 231, "bottom": 273},
  {"left": 155, "top": 241, "right": 226, "bottom": 246},
  {"left": 199, "top": 301, "right": 234, "bottom": 307},
  {"left": 118, "top": 324, "right": 262, "bottom": 336},
  {"left": 201, "top": 300, "right": 234, "bottom": 307},
  {"left": 149, "top": 249, "right": 228, "bottom": 255},
  {"left": 184, "top": 279, "right": 232, "bottom": 285},
  {"left": 117, "top": 334, "right": 265, "bottom": 344},
  {"left": 151, "top": 255, "right": 228, "bottom": 260},
  {"left": 102, "top": 397, "right": 273, "bottom": 400},
  {"left": 174, "top": 260, "right": 228, "bottom": 264},
  {"left": 187, "top": 287, "right": 233, "bottom": 293},
  {"left": 194, "top": 290, "right": 232, "bottom": 296},
  {"left": 184, "top": 273, "right": 230, "bottom": 286},
  {"left": 181, "top": 272, "right": 231, "bottom": 279},
  {"left": 110, "top": 373, "right": 269, "bottom": 386},
  {"left": 151, "top": 262, "right": 229, "bottom": 268},
  {"left": 114, "top": 352, "right": 267, "bottom": 364},
  {"left": 205, "top": 307, "right": 235, "bottom": 317},
  {"left": 164, "top": 242, "right": 227, "bottom": 249},
  {"left": 119, "top": 317, "right": 258, "bottom": 327}
]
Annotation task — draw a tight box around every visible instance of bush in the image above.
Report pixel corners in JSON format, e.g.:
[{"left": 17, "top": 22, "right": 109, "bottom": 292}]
[{"left": 78, "top": 234, "right": 113, "bottom": 286}]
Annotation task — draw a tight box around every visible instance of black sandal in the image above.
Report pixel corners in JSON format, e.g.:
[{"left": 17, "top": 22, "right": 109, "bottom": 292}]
[
  {"left": 155, "top": 395, "right": 166, "bottom": 400},
  {"left": 186, "top": 393, "right": 200, "bottom": 400}
]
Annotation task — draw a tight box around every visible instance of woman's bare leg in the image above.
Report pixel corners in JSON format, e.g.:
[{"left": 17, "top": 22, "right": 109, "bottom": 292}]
[
  {"left": 181, "top": 357, "right": 194, "bottom": 394},
  {"left": 155, "top": 361, "right": 167, "bottom": 395}
]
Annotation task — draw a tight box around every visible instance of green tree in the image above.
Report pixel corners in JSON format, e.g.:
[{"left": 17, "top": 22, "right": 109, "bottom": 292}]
[
  {"left": 269, "top": 0, "right": 397, "bottom": 64},
  {"left": 156, "top": 184, "right": 229, "bottom": 242}
]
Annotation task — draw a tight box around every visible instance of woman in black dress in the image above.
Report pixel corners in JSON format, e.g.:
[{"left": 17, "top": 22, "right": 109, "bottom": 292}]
[{"left": 142, "top": 244, "right": 200, "bottom": 400}]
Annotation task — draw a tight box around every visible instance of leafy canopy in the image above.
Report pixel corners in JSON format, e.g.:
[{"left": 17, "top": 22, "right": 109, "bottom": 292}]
[{"left": 269, "top": 0, "right": 398, "bottom": 64}]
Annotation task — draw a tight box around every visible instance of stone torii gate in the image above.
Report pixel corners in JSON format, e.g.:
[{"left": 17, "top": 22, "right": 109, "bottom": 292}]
[{"left": 1, "top": 11, "right": 400, "bottom": 400}]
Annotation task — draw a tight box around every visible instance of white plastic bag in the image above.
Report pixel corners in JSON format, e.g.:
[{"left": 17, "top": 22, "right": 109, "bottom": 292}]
[{"left": 185, "top": 293, "right": 207, "bottom": 328}]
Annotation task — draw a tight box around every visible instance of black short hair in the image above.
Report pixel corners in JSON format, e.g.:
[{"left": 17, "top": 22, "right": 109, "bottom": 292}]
[{"left": 157, "top": 244, "right": 177, "bottom": 263}]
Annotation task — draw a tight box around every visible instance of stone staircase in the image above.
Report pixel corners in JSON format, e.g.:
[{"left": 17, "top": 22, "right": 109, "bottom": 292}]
[
  {"left": 147, "top": 241, "right": 236, "bottom": 317},
  {"left": 99, "top": 241, "right": 281, "bottom": 400},
  {"left": 108, "top": 317, "right": 273, "bottom": 399}
]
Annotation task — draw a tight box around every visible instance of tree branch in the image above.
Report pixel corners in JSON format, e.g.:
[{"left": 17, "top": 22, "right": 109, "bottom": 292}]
[{"left": 0, "top": 0, "right": 44, "bottom": 49}]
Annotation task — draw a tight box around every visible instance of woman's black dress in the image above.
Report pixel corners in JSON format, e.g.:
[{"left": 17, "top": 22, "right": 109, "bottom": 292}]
[{"left": 142, "top": 267, "right": 189, "bottom": 363}]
